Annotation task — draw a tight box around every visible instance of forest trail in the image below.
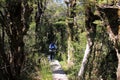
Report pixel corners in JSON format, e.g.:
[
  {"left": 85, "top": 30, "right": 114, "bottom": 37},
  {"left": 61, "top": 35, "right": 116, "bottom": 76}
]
[{"left": 50, "top": 60, "right": 68, "bottom": 80}]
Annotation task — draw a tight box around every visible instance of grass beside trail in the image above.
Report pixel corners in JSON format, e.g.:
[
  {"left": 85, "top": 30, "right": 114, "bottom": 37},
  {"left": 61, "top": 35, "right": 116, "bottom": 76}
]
[
  {"left": 60, "top": 61, "right": 79, "bottom": 80},
  {"left": 40, "top": 55, "right": 52, "bottom": 80}
]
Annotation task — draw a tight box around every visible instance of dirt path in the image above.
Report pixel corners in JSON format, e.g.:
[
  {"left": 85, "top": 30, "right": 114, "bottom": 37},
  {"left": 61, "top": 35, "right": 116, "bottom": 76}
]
[{"left": 50, "top": 60, "right": 68, "bottom": 80}]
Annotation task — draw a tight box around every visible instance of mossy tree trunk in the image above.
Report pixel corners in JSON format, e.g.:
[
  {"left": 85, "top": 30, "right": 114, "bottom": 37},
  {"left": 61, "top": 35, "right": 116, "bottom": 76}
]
[
  {"left": 0, "top": 0, "right": 32, "bottom": 79},
  {"left": 78, "top": 5, "right": 100, "bottom": 79},
  {"left": 65, "top": 0, "right": 76, "bottom": 65},
  {"left": 35, "top": 0, "right": 47, "bottom": 52},
  {"left": 99, "top": 7, "right": 120, "bottom": 80}
]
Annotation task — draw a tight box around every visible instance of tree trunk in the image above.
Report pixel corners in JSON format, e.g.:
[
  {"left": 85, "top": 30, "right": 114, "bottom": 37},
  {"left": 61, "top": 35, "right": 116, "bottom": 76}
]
[
  {"left": 67, "top": 25, "right": 73, "bottom": 64},
  {"left": 99, "top": 7, "right": 120, "bottom": 80},
  {"left": 115, "top": 47, "right": 120, "bottom": 80},
  {"left": 78, "top": 38, "right": 93, "bottom": 79},
  {"left": 78, "top": 5, "right": 97, "bottom": 79},
  {"left": 65, "top": 0, "right": 76, "bottom": 64},
  {"left": 107, "top": 25, "right": 120, "bottom": 80},
  {"left": 0, "top": 0, "right": 32, "bottom": 79},
  {"left": 35, "top": 0, "right": 47, "bottom": 53}
]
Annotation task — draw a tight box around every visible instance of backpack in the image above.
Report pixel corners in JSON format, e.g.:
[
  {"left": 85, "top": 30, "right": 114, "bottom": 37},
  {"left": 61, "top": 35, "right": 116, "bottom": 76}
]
[
  {"left": 49, "top": 43, "right": 56, "bottom": 51},
  {"left": 50, "top": 43, "right": 55, "bottom": 49}
]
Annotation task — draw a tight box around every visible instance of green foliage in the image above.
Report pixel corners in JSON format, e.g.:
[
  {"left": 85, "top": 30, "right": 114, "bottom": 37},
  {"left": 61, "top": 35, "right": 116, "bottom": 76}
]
[
  {"left": 39, "top": 54, "right": 52, "bottom": 80},
  {"left": 53, "top": 21, "right": 66, "bottom": 26},
  {"left": 23, "top": 13, "right": 52, "bottom": 79},
  {"left": 69, "top": 32, "right": 86, "bottom": 79},
  {"left": 84, "top": 22, "right": 117, "bottom": 80},
  {"left": 53, "top": 1, "right": 87, "bottom": 79},
  {"left": 19, "top": 53, "right": 52, "bottom": 80},
  {"left": 24, "top": 22, "right": 36, "bottom": 52},
  {"left": 93, "top": 20, "right": 103, "bottom": 26},
  {"left": 19, "top": 53, "right": 40, "bottom": 80},
  {"left": 0, "top": 0, "right": 118, "bottom": 80},
  {"left": 59, "top": 32, "right": 87, "bottom": 80}
]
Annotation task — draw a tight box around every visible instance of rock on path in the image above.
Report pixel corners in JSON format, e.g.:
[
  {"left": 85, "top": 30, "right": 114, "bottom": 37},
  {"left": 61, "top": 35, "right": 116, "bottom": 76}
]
[{"left": 50, "top": 60, "right": 68, "bottom": 80}]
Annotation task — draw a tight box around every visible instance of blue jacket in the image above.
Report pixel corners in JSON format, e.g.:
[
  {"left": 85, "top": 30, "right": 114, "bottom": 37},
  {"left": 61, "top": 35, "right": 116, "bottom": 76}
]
[{"left": 49, "top": 43, "right": 57, "bottom": 51}]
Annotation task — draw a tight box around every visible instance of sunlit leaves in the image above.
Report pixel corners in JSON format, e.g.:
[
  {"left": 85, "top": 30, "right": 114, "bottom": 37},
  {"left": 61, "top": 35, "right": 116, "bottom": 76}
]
[{"left": 93, "top": 20, "right": 103, "bottom": 26}]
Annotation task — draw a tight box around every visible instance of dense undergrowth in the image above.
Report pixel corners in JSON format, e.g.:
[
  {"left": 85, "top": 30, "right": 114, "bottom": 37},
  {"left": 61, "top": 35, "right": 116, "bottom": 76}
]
[
  {"left": 59, "top": 32, "right": 86, "bottom": 80},
  {"left": 19, "top": 53, "right": 52, "bottom": 80}
]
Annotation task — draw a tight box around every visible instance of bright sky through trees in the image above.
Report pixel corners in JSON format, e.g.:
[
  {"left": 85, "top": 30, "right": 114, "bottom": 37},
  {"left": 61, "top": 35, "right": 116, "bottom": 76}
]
[{"left": 54, "top": 0, "right": 64, "bottom": 3}]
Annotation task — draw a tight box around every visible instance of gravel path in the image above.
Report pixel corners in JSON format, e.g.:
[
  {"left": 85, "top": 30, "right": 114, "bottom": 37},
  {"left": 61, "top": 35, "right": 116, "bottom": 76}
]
[{"left": 50, "top": 60, "right": 68, "bottom": 80}]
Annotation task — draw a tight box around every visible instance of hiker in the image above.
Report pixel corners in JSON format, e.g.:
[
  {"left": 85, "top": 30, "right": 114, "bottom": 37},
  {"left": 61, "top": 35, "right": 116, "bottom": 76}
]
[{"left": 49, "top": 42, "right": 57, "bottom": 60}]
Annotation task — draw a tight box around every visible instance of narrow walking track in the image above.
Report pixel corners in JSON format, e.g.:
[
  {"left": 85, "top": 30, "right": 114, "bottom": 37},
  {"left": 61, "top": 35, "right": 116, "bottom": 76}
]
[{"left": 50, "top": 60, "right": 68, "bottom": 80}]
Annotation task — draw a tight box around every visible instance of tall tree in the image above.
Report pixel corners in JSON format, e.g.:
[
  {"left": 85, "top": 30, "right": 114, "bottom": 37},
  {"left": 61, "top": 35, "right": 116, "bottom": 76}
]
[
  {"left": 98, "top": 6, "right": 120, "bottom": 80},
  {"left": 65, "top": 0, "right": 77, "bottom": 64},
  {"left": 78, "top": 0, "right": 120, "bottom": 79},
  {"left": 35, "top": 0, "right": 48, "bottom": 52},
  {"left": 78, "top": 1, "right": 100, "bottom": 79},
  {"left": 0, "top": 0, "right": 32, "bottom": 79}
]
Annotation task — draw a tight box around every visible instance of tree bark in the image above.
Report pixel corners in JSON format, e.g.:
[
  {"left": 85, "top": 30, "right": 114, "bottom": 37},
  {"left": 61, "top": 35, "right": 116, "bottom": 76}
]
[
  {"left": 78, "top": 5, "right": 98, "bottom": 79},
  {"left": 78, "top": 38, "right": 93, "bottom": 79},
  {"left": 99, "top": 7, "right": 120, "bottom": 80},
  {"left": 65, "top": 0, "right": 76, "bottom": 64},
  {"left": 35, "top": 0, "right": 47, "bottom": 52},
  {"left": 67, "top": 24, "right": 73, "bottom": 64},
  {"left": 115, "top": 47, "right": 120, "bottom": 80},
  {"left": 0, "top": 0, "right": 32, "bottom": 79}
]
